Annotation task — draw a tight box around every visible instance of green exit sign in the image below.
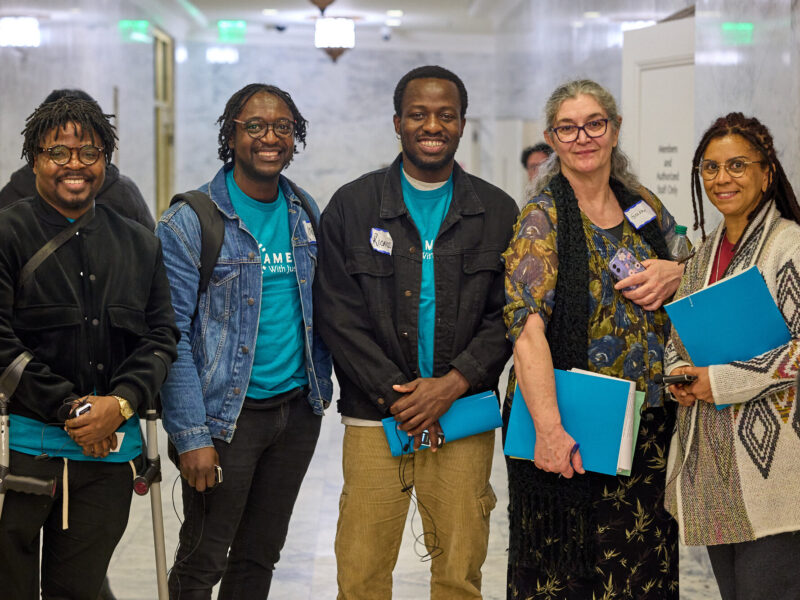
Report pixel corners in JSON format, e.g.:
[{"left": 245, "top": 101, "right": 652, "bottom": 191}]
[
  {"left": 721, "top": 22, "right": 754, "bottom": 45},
  {"left": 218, "top": 20, "right": 247, "bottom": 43},
  {"left": 118, "top": 20, "right": 151, "bottom": 43}
]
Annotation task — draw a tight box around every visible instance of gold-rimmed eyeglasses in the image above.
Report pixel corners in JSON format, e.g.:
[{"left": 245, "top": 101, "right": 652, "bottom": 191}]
[{"left": 697, "top": 157, "right": 764, "bottom": 180}]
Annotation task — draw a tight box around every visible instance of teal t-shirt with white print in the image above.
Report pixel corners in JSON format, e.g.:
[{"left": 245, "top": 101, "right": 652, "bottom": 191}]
[
  {"left": 226, "top": 169, "right": 307, "bottom": 399},
  {"left": 400, "top": 168, "right": 453, "bottom": 378}
]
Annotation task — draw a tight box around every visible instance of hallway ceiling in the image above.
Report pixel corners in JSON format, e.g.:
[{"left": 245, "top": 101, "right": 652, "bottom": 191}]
[{"left": 181, "top": 0, "right": 524, "bottom": 35}]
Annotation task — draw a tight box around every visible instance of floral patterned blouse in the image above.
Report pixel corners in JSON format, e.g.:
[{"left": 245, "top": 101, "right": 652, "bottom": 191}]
[{"left": 503, "top": 188, "right": 679, "bottom": 407}]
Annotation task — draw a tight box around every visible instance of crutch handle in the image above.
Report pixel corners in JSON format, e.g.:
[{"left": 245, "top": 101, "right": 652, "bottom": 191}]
[
  {"left": 133, "top": 456, "right": 161, "bottom": 496},
  {"left": 2, "top": 473, "right": 56, "bottom": 497}
]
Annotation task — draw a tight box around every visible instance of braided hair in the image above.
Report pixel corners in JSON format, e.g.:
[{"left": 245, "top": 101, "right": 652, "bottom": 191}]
[
  {"left": 21, "top": 97, "right": 117, "bottom": 168},
  {"left": 691, "top": 112, "right": 800, "bottom": 238},
  {"left": 216, "top": 83, "right": 308, "bottom": 164}
]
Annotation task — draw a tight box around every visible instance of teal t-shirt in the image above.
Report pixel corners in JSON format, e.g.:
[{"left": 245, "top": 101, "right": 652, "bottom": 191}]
[
  {"left": 226, "top": 169, "right": 307, "bottom": 399},
  {"left": 10, "top": 413, "right": 142, "bottom": 462},
  {"left": 400, "top": 169, "right": 453, "bottom": 378}
]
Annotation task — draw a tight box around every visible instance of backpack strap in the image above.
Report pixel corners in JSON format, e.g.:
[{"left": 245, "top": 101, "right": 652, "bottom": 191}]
[
  {"left": 169, "top": 191, "right": 225, "bottom": 297},
  {"left": 285, "top": 180, "right": 319, "bottom": 242}
]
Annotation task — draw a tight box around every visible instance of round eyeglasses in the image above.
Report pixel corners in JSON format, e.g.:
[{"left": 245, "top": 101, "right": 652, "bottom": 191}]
[
  {"left": 697, "top": 157, "right": 764, "bottom": 180},
  {"left": 550, "top": 118, "right": 609, "bottom": 143},
  {"left": 39, "top": 145, "right": 104, "bottom": 166},
  {"left": 233, "top": 118, "right": 295, "bottom": 139}
]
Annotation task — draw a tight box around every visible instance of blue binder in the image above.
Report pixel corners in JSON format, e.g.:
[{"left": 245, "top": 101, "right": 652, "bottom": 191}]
[
  {"left": 382, "top": 390, "right": 502, "bottom": 456},
  {"left": 503, "top": 369, "right": 636, "bottom": 476},
  {"left": 664, "top": 265, "right": 790, "bottom": 367}
]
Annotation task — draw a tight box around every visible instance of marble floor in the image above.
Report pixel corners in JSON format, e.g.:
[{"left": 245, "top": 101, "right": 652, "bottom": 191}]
[{"left": 108, "top": 404, "right": 723, "bottom": 600}]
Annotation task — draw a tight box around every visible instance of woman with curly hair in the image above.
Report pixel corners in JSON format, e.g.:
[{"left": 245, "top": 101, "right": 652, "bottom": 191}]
[{"left": 503, "top": 79, "right": 684, "bottom": 599}]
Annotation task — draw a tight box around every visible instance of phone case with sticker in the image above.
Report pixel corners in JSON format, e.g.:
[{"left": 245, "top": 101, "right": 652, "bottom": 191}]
[{"left": 609, "top": 247, "right": 644, "bottom": 290}]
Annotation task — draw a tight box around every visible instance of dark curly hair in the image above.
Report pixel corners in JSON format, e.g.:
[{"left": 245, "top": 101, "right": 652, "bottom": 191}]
[
  {"left": 691, "top": 112, "right": 800, "bottom": 238},
  {"left": 393, "top": 65, "right": 468, "bottom": 118},
  {"left": 21, "top": 97, "right": 117, "bottom": 168},
  {"left": 520, "top": 142, "right": 553, "bottom": 167},
  {"left": 216, "top": 83, "right": 308, "bottom": 164}
]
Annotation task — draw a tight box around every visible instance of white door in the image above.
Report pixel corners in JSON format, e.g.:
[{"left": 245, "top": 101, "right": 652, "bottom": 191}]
[{"left": 621, "top": 18, "right": 709, "bottom": 238}]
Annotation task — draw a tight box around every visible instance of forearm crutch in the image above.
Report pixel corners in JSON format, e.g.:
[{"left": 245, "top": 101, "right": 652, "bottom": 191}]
[
  {"left": 0, "top": 352, "right": 57, "bottom": 520},
  {"left": 133, "top": 404, "right": 168, "bottom": 600}
]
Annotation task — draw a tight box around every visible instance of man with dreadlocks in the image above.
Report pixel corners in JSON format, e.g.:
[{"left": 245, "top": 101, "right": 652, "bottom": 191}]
[
  {"left": 156, "top": 83, "right": 331, "bottom": 598},
  {"left": 0, "top": 97, "right": 178, "bottom": 598},
  {"left": 0, "top": 88, "right": 155, "bottom": 230}
]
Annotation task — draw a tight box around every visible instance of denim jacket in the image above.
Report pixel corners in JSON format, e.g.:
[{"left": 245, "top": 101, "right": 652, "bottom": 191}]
[{"left": 156, "top": 165, "right": 332, "bottom": 454}]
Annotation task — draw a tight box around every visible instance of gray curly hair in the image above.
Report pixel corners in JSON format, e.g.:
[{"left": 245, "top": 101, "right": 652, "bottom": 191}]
[{"left": 531, "top": 79, "right": 640, "bottom": 197}]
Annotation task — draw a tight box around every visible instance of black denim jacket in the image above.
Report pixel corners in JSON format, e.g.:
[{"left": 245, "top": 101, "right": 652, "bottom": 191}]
[
  {"left": 315, "top": 155, "right": 519, "bottom": 420},
  {"left": 0, "top": 196, "right": 178, "bottom": 423}
]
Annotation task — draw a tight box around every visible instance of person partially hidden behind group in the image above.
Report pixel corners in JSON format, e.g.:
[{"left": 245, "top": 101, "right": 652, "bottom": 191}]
[
  {"left": 664, "top": 112, "right": 800, "bottom": 600},
  {"left": 503, "top": 79, "right": 684, "bottom": 599}
]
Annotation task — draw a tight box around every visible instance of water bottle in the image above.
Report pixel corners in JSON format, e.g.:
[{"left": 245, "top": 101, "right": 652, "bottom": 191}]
[{"left": 668, "top": 225, "right": 690, "bottom": 261}]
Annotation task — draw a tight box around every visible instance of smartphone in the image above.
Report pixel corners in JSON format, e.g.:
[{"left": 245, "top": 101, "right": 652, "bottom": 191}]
[
  {"left": 609, "top": 247, "right": 645, "bottom": 290},
  {"left": 73, "top": 402, "right": 92, "bottom": 417},
  {"left": 654, "top": 373, "right": 698, "bottom": 386}
]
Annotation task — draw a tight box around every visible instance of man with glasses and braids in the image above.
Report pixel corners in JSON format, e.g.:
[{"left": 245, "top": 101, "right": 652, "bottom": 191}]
[
  {"left": 156, "top": 83, "right": 331, "bottom": 599},
  {"left": 0, "top": 97, "right": 178, "bottom": 599},
  {"left": 1, "top": 89, "right": 155, "bottom": 231}
]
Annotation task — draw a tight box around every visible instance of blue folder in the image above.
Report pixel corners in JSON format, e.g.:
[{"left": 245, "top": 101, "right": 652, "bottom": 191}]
[
  {"left": 664, "top": 265, "right": 790, "bottom": 367},
  {"left": 503, "top": 369, "right": 634, "bottom": 476},
  {"left": 382, "top": 390, "right": 502, "bottom": 456}
]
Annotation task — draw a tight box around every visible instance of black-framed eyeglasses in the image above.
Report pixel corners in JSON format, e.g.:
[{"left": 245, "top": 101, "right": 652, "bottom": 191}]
[
  {"left": 696, "top": 157, "right": 764, "bottom": 180},
  {"left": 233, "top": 118, "right": 295, "bottom": 139},
  {"left": 39, "top": 144, "right": 104, "bottom": 166},
  {"left": 550, "top": 118, "right": 609, "bottom": 143}
]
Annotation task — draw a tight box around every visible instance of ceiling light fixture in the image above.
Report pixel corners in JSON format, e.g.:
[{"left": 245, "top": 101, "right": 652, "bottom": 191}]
[
  {"left": 0, "top": 16, "right": 41, "bottom": 47},
  {"left": 387, "top": 10, "right": 403, "bottom": 18},
  {"left": 310, "top": 0, "right": 354, "bottom": 63},
  {"left": 262, "top": 9, "right": 278, "bottom": 16}
]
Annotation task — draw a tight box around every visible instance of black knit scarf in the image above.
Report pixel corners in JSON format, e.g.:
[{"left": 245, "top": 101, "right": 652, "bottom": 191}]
[{"left": 507, "top": 173, "right": 670, "bottom": 580}]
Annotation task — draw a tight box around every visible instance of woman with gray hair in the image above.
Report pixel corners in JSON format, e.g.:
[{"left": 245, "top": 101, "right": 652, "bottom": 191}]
[{"left": 502, "top": 79, "right": 683, "bottom": 598}]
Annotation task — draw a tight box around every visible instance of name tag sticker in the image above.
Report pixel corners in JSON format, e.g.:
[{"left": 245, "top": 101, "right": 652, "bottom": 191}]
[
  {"left": 303, "top": 221, "right": 316, "bottom": 243},
  {"left": 110, "top": 432, "right": 124, "bottom": 452},
  {"left": 624, "top": 200, "right": 657, "bottom": 230},
  {"left": 370, "top": 228, "right": 393, "bottom": 255}
]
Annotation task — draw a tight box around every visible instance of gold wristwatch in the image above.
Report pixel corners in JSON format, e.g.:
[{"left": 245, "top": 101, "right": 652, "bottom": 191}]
[{"left": 112, "top": 395, "right": 135, "bottom": 420}]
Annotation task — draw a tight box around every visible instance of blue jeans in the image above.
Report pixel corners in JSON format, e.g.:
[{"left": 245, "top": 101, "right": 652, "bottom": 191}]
[{"left": 168, "top": 391, "right": 321, "bottom": 599}]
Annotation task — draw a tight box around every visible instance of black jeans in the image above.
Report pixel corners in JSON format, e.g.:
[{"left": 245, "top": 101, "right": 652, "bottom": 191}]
[
  {"left": 707, "top": 531, "right": 800, "bottom": 600},
  {"left": 168, "top": 394, "right": 322, "bottom": 600},
  {"left": 0, "top": 451, "right": 133, "bottom": 600}
]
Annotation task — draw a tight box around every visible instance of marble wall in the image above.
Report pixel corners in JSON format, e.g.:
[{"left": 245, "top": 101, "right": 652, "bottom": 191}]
[
  {"left": 2, "top": 1, "right": 797, "bottom": 217},
  {"left": 0, "top": 0, "right": 156, "bottom": 210},
  {"left": 173, "top": 44, "right": 494, "bottom": 207},
  {"left": 695, "top": 0, "right": 800, "bottom": 189}
]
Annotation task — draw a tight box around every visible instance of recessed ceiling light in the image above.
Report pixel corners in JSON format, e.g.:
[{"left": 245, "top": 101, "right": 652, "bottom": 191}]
[
  {"left": 262, "top": 9, "right": 278, "bottom": 16},
  {"left": 387, "top": 10, "right": 403, "bottom": 18},
  {"left": 385, "top": 18, "right": 402, "bottom": 27},
  {"left": 583, "top": 11, "right": 601, "bottom": 18}
]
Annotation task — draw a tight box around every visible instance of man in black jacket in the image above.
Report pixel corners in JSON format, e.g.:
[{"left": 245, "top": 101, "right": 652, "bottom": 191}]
[
  {"left": 315, "top": 65, "right": 518, "bottom": 599},
  {"left": 0, "top": 97, "right": 178, "bottom": 599},
  {"left": 0, "top": 88, "right": 155, "bottom": 230}
]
